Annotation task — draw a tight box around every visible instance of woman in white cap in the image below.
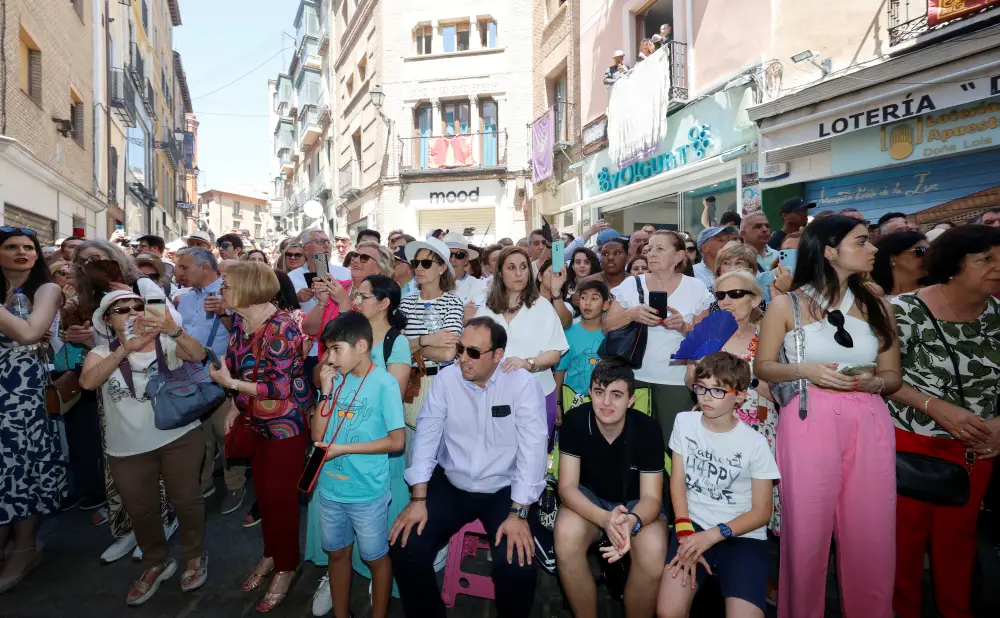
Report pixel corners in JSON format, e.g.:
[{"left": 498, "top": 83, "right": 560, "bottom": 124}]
[
  {"left": 79, "top": 290, "right": 208, "bottom": 606},
  {"left": 443, "top": 232, "right": 488, "bottom": 321}
]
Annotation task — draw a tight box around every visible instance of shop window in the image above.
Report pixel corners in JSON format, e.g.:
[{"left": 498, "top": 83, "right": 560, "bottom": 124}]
[
  {"left": 479, "top": 19, "right": 497, "bottom": 49},
  {"left": 416, "top": 25, "right": 432, "bottom": 55}
]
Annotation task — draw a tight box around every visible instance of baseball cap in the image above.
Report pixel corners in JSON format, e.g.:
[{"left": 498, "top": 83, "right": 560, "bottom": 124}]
[
  {"left": 697, "top": 226, "right": 739, "bottom": 249},
  {"left": 781, "top": 197, "right": 817, "bottom": 214},
  {"left": 596, "top": 229, "right": 628, "bottom": 247},
  {"left": 393, "top": 247, "right": 407, "bottom": 263},
  {"left": 613, "top": 49, "right": 625, "bottom": 57}
]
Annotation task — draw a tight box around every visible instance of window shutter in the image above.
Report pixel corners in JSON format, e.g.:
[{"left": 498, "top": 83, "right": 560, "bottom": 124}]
[
  {"left": 28, "top": 50, "right": 42, "bottom": 104},
  {"left": 72, "top": 103, "right": 84, "bottom": 143}
]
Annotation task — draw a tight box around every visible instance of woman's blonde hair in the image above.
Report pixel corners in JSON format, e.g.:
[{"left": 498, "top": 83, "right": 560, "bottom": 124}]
[
  {"left": 713, "top": 241, "right": 758, "bottom": 277},
  {"left": 355, "top": 241, "right": 394, "bottom": 277},
  {"left": 49, "top": 260, "right": 71, "bottom": 276},
  {"left": 715, "top": 269, "right": 762, "bottom": 298},
  {"left": 486, "top": 246, "right": 539, "bottom": 313},
  {"left": 225, "top": 262, "right": 280, "bottom": 308}
]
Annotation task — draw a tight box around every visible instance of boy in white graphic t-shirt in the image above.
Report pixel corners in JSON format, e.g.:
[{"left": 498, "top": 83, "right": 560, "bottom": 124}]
[{"left": 658, "top": 352, "right": 780, "bottom": 618}]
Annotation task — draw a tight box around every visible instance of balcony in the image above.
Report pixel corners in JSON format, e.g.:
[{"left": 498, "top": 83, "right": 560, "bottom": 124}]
[
  {"left": 398, "top": 130, "right": 508, "bottom": 175},
  {"left": 297, "top": 104, "right": 321, "bottom": 148},
  {"left": 142, "top": 78, "right": 156, "bottom": 118},
  {"left": 278, "top": 149, "right": 295, "bottom": 173},
  {"left": 665, "top": 41, "right": 689, "bottom": 103},
  {"left": 307, "top": 171, "right": 331, "bottom": 200},
  {"left": 275, "top": 74, "right": 293, "bottom": 117},
  {"left": 889, "top": 0, "right": 1000, "bottom": 46},
  {"left": 109, "top": 68, "right": 136, "bottom": 128},
  {"left": 129, "top": 42, "right": 144, "bottom": 88},
  {"left": 339, "top": 159, "right": 361, "bottom": 198}
]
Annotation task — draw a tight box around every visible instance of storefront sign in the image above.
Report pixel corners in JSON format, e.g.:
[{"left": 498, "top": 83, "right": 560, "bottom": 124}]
[
  {"left": 759, "top": 162, "right": 790, "bottom": 182},
  {"left": 429, "top": 187, "right": 480, "bottom": 203},
  {"left": 830, "top": 96, "right": 1000, "bottom": 174},
  {"left": 596, "top": 125, "right": 714, "bottom": 193},
  {"left": 818, "top": 95, "right": 937, "bottom": 138},
  {"left": 929, "top": 0, "right": 1000, "bottom": 27},
  {"left": 407, "top": 180, "right": 501, "bottom": 210}
]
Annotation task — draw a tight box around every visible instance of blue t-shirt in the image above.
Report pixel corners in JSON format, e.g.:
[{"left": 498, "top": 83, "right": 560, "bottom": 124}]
[
  {"left": 556, "top": 323, "right": 605, "bottom": 396},
  {"left": 373, "top": 330, "right": 412, "bottom": 370},
  {"left": 318, "top": 366, "right": 406, "bottom": 504}
]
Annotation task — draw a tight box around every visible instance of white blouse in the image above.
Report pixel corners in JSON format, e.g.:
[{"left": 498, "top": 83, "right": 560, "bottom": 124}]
[{"left": 476, "top": 298, "right": 569, "bottom": 395}]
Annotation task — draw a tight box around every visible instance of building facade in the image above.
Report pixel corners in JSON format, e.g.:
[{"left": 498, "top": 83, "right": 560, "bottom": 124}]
[{"left": 198, "top": 188, "right": 273, "bottom": 245}]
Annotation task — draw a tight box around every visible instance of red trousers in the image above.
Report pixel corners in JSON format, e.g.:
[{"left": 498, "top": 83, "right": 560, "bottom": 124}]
[
  {"left": 893, "top": 428, "right": 993, "bottom": 618},
  {"left": 252, "top": 432, "right": 307, "bottom": 572}
]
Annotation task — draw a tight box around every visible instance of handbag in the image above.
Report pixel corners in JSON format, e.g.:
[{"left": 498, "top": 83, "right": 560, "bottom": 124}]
[
  {"left": 46, "top": 371, "right": 82, "bottom": 415},
  {"left": 598, "top": 275, "right": 648, "bottom": 368},
  {"left": 895, "top": 295, "right": 973, "bottom": 506},
  {"left": 224, "top": 324, "right": 273, "bottom": 460},
  {"left": 771, "top": 292, "right": 809, "bottom": 419},
  {"left": 144, "top": 337, "right": 227, "bottom": 430},
  {"left": 404, "top": 352, "right": 426, "bottom": 404}
]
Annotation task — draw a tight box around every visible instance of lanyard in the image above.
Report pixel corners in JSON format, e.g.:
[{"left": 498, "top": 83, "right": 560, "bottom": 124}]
[{"left": 320, "top": 364, "right": 372, "bottom": 445}]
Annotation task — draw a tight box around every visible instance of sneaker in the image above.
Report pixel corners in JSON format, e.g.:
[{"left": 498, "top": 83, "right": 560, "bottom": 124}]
[
  {"left": 101, "top": 532, "right": 137, "bottom": 564},
  {"left": 311, "top": 574, "right": 332, "bottom": 616},
  {"left": 133, "top": 518, "right": 179, "bottom": 562},
  {"left": 242, "top": 502, "right": 261, "bottom": 528},
  {"left": 79, "top": 496, "right": 108, "bottom": 511},
  {"left": 201, "top": 485, "right": 217, "bottom": 499},
  {"left": 220, "top": 487, "right": 246, "bottom": 515},
  {"left": 92, "top": 507, "right": 110, "bottom": 527}
]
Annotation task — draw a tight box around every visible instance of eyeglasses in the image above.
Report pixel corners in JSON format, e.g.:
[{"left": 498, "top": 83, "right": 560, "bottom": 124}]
[
  {"left": 217, "top": 242, "right": 233, "bottom": 250},
  {"left": 456, "top": 342, "right": 494, "bottom": 360},
  {"left": 0, "top": 227, "right": 36, "bottom": 236},
  {"left": 714, "top": 289, "right": 754, "bottom": 301},
  {"left": 77, "top": 254, "right": 105, "bottom": 265},
  {"left": 692, "top": 384, "right": 739, "bottom": 399},
  {"left": 109, "top": 302, "right": 145, "bottom": 315},
  {"left": 352, "top": 253, "right": 375, "bottom": 264},
  {"left": 910, "top": 246, "right": 928, "bottom": 258},
  {"left": 410, "top": 258, "right": 442, "bottom": 270},
  {"left": 54, "top": 269, "right": 72, "bottom": 277},
  {"left": 308, "top": 238, "right": 333, "bottom": 247},
  {"left": 686, "top": 246, "right": 697, "bottom": 253},
  {"left": 353, "top": 292, "right": 375, "bottom": 303},
  {"left": 826, "top": 310, "right": 855, "bottom": 348},
  {"left": 284, "top": 252, "right": 305, "bottom": 260},
  {"left": 451, "top": 251, "right": 468, "bottom": 260}
]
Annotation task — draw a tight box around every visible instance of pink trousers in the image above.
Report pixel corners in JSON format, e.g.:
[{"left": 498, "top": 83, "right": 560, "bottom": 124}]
[{"left": 776, "top": 388, "right": 896, "bottom": 618}]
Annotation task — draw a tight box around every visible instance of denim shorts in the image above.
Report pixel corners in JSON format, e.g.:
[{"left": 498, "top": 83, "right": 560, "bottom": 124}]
[{"left": 318, "top": 493, "right": 391, "bottom": 561}]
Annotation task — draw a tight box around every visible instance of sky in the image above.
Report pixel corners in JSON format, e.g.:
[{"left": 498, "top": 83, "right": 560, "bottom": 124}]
[{"left": 173, "top": 0, "right": 300, "bottom": 197}]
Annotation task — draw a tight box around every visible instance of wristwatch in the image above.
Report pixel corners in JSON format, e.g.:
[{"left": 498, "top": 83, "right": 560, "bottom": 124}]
[
  {"left": 627, "top": 511, "right": 643, "bottom": 537},
  {"left": 509, "top": 505, "right": 529, "bottom": 520},
  {"left": 718, "top": 523, "right": 733, "bottom": 540}
]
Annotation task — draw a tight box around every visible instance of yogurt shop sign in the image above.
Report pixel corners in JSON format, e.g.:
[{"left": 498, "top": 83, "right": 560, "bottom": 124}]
[{"left": 597, "top": 125, "right": 715, "bottom": 193}]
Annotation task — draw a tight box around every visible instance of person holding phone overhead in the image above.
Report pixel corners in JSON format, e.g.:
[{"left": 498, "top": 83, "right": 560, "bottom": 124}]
[{"left": 602, "top": 230, "right": 714, "bottom": 440}]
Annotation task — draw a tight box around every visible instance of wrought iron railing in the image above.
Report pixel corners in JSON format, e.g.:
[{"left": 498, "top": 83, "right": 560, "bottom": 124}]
[
  {"left": 339, "top": 159, "right": 360, "bottom": 197},
  {"left": 109, "top": 68, "right": 136, "bottom": 128},
  {"left": 143, "top": 78, "right": 156, "bottom": 118},
  {"left": 398, "top": 130, "right": 507, "bottom": 173},
  {"left": 307, "top": 171, "right": 331, "bottom": 200},
  {"left": 666, "top": 40, "right": 689, "bottom": 102},
  {"left": 889, "top": 0, "right": 1000, "bottom": 46},
  {"left": 129, "top": 42, "right": 144, "bottom": 87}
]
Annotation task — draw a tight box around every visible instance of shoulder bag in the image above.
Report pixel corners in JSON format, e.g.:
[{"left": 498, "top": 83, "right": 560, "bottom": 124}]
[
  {"left": 895, "top": 295, "right": 972, "bottom": 507},
  {"left": 598, "top": 276, "right": 648, "bottom": 368},
  {"left": 224, "top": 323, "right": 273, "bottom": 460},
  {"left": 146, "top": 336, "right": 227, "bottom": 430},
  {"left": 771, "top": 293, "right": 809, "bottom": 419}
]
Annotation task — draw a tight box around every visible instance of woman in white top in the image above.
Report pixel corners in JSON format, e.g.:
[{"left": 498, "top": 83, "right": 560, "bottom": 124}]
[
  {"left": 477, "top": 246, "right": 569, "bottom": 437},
  {"left": 79, "top": 290, "right": 208, "bottom": 606},
  {"left": 754, "top": 215, "right": 901, "bottom": 618},
  {"left": 602, "top": 230, "right": 714, "bottom": 446}
]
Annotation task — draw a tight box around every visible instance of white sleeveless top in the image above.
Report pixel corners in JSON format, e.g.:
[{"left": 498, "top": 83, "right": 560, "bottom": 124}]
[{"left": 783, "top": 287, "right": 879, "bottom": 365}]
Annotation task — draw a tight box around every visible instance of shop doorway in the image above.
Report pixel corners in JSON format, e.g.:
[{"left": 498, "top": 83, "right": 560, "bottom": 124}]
[
  {"left": 599, "top": 194, "right": 679, "bottom": 236},
  {"left": 680, "top": 179, "right": 738, "bottom": 236}
]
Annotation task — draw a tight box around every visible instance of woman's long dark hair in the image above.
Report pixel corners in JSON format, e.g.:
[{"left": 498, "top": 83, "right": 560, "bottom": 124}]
[
  {"left": 273, "top": 270, "right": 300, "bottom": 311},
  {"left": 566, "top": 247, "right": 601, "bottom": 292},
  {"left": 870, "top": 231, "right": 926, "bottom": 294},
  {"left": 364, "top": 274, "right": 407, "bottom": 331},
  {"left": 791, "top": 215, "right": 895, "bottom": 351},
  {"left": 0, "top": 229, "right": 49, "bottom": 302}
]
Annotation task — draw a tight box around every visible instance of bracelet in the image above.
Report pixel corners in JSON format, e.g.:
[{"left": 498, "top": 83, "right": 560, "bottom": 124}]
[
  {"left": 873, "top": 376, "right": 886, "bottom": 395},
  {"left": 410, "top": 496, "right": 427, "bottom": 502},
  {"left": 674, "top": 517, "right": 695, "bottom": 537},
  {"left": 167, "top": 326, "right": 183, "bottom": 339},
  {"left": 923, "top": 396, "right": 933, "bottom": 415}
]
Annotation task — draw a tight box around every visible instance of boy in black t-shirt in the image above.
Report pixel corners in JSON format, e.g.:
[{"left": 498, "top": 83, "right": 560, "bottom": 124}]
[{"left": 555, "top": 360, "right": 667, "bottom": 618}]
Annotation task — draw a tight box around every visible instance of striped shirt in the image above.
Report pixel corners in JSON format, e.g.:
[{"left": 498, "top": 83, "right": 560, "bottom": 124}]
[{"left": 399, "top": 292, "right": 465, "bottom": 338}]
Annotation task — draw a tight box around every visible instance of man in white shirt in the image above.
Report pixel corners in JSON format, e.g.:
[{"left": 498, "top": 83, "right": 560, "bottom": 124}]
[{"left": 390, "top": 317, "right": 547, "bottom": 618}]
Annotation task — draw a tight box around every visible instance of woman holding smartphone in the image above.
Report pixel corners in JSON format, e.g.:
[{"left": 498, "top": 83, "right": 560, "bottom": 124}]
[{"left": 754, "top": 215, "right": 901, "bottom": 618}]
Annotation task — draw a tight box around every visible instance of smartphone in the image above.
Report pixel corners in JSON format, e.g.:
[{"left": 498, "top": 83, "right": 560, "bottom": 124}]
[
  {"left": 778, "top": 249, "right": 797, "bottom": 274},
  {"left": 551, "top": 241, "right": 565, "bottom": 273},
  {"left": 298, "top": 446, "right": 328, "bottom": 493},
  {"left": 648, "top": 291, "right": 669, "bottom": 319},
  {"left": 314, "top": 252, "right": 330, "bottom": 279},
  {"left": 304, "top": 272, "right": 318, "bottom": 289},
  {"left": 204, "top": 292, "right": 217, "bottom": 321},
  {"left": 144, "top": 297, "right": 166, "bottom": 319},
  {"left": 203, "top": 346, "right": 222, "bottom": 370},
  {"left": 115, "top": 224, "right": 125, "bottom": 232},
  {"left": 837, "top": 362, "right": 876, "bottom": 376}
]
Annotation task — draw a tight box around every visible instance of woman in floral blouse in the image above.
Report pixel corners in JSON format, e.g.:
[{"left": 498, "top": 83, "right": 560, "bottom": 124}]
[
  {"left": 208, "top": 262, "right": 312, "bottom": 613},
  {"left": 887, "top": 225, "right": 1000, "bottom": 618}
]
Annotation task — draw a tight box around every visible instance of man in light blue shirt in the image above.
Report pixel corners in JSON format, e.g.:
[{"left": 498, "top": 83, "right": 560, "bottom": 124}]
[
  {"left": 174, "top": 247, "right": 245, "bottom": 514},
  {"left": 694, "top": 226, "right": 738, "bottom": 291}
]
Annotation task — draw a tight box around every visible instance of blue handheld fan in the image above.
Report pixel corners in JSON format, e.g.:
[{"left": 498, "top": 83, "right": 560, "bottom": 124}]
[{"left": 670, "top": 311, "right": 738, "bottom": 360}]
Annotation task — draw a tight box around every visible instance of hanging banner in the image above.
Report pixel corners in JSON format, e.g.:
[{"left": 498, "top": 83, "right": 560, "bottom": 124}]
[
  {"left": 928, "top": 0, "right": 1000, "bottom": 27},
  {"left": 428, "top": 135, "right": 474, "bottom": 169},
  {"left": 531, "top": 107, "right": 555, "bottom": 183}
]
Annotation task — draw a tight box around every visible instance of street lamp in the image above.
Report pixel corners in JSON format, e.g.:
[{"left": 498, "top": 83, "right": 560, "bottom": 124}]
[
  {"left": 369, "top": 85, "right": 385, "bottom": 109},
  {"left": 174, "top": 128, "right": 184, "bottom": 142}
]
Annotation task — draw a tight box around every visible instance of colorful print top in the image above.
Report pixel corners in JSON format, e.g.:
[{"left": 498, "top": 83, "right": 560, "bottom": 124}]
[
  {"left": 226, "top": 310, "right": 311, "bottom": 439},
  {"left": 889, "top": 293, "right": 1000, "bottom": 438}
]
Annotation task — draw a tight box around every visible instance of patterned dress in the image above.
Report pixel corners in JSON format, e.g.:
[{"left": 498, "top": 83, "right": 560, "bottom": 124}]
[{"left": 0, "top": 333, "right": 67, "bottom": 525}]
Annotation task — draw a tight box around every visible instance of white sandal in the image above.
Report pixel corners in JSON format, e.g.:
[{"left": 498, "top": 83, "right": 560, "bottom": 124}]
[
  {"left": 180, "top": 554, "right": 208, "bottom": 592},
  {"left": 126, "top": 559, "right": 176, "bottom": 606}
]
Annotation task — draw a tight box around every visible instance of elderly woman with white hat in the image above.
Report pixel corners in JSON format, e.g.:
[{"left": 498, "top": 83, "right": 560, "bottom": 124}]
[
  {"left": 79, "top": 290, "right": 208, "bottom": 606},
  {"left": 443, "top": 232, "right": 488, "bottom": 320}
]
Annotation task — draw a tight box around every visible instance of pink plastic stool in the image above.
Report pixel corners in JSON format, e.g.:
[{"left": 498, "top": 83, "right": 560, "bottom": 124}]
[{"left": 440, "top": 519, "right": 496, "bottom": 608}]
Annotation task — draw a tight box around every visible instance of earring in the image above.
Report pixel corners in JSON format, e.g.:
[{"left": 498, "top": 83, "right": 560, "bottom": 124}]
[{"left": 891, "top": 260, "right": 896, "bottom": 267}]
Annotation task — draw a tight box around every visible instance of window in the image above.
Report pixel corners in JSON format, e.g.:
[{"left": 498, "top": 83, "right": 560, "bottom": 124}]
[
  {"left": 233, "top": 200, "right": 241, "bottom": 216},
  {"left": 346, "top": 74, "right": 354, "bottom": 98},
  {"left": 109, "top": 147, "right": 119, "bottom": 204},
  {"left": 482, "top": 100, "right": 498, "bottom": 166},
  {"left": 70, "top": 94, "right": 84, "bottom": 145},
  {"left": 442, "top": 24, "right": 469, "bottom": 53},
  {"left": 19, "top": 28, "right": 41, "bottom": 105},
  {"left": 416, "top": 26, "right": 432, "bottom": 55},
  {"left": 442, "top": 101, "right": 471, "bottom": 136},
  {"left": 357, "top": 55, "right": 367, "bottom": 82},
  {"left": 479, "top": 19, "right": 497, "bottom": 49},
  {"left": 456, "top": 24, "right": 470, "bottom": 51},
  {"left": 255, "top": 224, "right": 262, "bottom": 238},
  {"left": 72, "top": 0, "right": 84, "bottom": 20},
  {"left": 414, "top": 105, "right": 433, "bottom": 169},
  {"left": 254, "top": 205, "right": 261, "bottom": 219}
]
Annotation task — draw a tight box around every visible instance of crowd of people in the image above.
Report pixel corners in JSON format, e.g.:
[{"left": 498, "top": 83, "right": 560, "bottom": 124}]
[{"left": 0, "top": 201, "right": 998, "bottom": 618}]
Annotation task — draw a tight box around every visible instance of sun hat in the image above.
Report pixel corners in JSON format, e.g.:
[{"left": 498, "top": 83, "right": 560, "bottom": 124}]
[
  {"left": 442, "top": 232, "right": 479, "bottom": 260},
  {"left": 135, "top": 253, "right": 166, "bottom": 278},
  {"left": 404, "top": 237, "right": 454, "bottom": 275},
  {"left": 183, "top": 230, "right": 213, "bottom": 244},
  {"left": 92, "top": 290, "right": 143, "bottom": 340}
]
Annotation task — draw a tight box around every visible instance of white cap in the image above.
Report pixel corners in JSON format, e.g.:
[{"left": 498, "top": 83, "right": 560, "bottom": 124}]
[
  {"left": 183, "top": 230, "right": 213, "bottom": 244},
  {"left": 442, "top": 232, "right": 479, "bottom": 260},
  {"left": 614, "top": 49, "right": 625, "bottom": 57}
]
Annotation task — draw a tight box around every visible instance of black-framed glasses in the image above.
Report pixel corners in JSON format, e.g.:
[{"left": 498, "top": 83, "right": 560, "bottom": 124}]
[
  {"left": 352, "top": 253, "right": 374, "bottom": 264},
  {"left": 910, "top": 246, "right": 928, "bottom": 258},
  {"left": 109, "top": 302, "right": 145, "bottom": 315},
  {"left": 410, "top": 258, "right": 442, "bottom": 270},
  {"left": 0, "top": 227, "right": 36, "bottom": 236},
  {"left": 692, "top": 384, "right": 739, "bottom": 399},
  {"left": 456, "top": 342, "right": 494, "bottom": 360},
  {"left": 714, "top": 289, "right": 754, "bottom": 301},
  {"left": 827, "top": 310, "right": 855, "bottom": 348},
  {"left": 284, "top": 252, "right": 305, "bottom": 260},
  {"left": 451, "top": 250, "right": 468, "bottom": 260},
  {"left": 686, "top": 245, "right": 697, "bottom": 253}
]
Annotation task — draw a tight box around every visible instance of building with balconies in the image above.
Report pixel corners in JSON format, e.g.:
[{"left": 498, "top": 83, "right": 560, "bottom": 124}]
[
  {"left": 198, "top": 188, "right": 273, "bottom": 244},
  {"left": 750, "top": 1, "right": 1000, "bottom": 228}
]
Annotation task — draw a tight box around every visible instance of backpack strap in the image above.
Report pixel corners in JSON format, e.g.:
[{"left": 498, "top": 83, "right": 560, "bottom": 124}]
[
  {"left": 634, "top": 275, "right": 645, "bottom": 305},
  {"left": 207, "top": 316, "right": 222, "bottom": 348},
  {"left": 383, "top": 328, "right": 401, "bottom": 367}
]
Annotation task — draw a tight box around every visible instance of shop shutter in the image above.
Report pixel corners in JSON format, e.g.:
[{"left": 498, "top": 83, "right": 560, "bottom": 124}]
[
  {"left": 418, "top": 207, "right": 495, "bottom": 244},
  {"left": 3, "top": 204, "right": 57, "bottom": 246}
]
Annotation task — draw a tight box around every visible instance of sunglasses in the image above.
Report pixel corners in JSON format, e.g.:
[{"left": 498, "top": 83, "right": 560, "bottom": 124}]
[
  {"left": 827, "top": 310, "right": 854, "bottom": 348},
  {"left": 217, "top": 242, "right": 233, "bottom": 249},
  {"left": 0, "top": 227, "right": 36, "bottom": 236},
  {"left": 692, "top": 384, "right": 739, "bottom": 400},
  {"left": 109, "top": 302, "right": 145, "bottom": 315},
  {"left": 54, "top": 269, "right": 72, "bottom": 277},
  {"left": 456, "top": 342, "right": 494, "bottom": 360},
  {"left": 451, "top": 251, "right": 468, "bottom": 260},
  {"left": 284, "top": 252, "right": 305, "bottom": 260},
  {"left": 686, "top": 246, "right": 697, "bottom": 252},
  {"left": 77, "top": 254, "right": 106, "bottom": 265},
  {"left": 352, "top": 253, "right": 375, "bottom": 264},
  {"left": 714, "top": 289, "right": 754, "bottom": 301},
  {"left": 410, "top": 258, "right": 442, "bottom": 270},
  {"left": 910, "top": 246, "right": 928, "bottom": 258}
]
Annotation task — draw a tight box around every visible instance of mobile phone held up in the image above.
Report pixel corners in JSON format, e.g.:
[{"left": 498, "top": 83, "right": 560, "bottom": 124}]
[
  {"left": 144, "top": 298, "right": 167, "bottom": 319},
  {"left": 648, "top": 291, "right": 669, "bottom": 319},
  {"left": 314, "top": 252, "right": 330, "bottom": 279},
  {"left": 778, "top": 249, "right": 797, "bottom": 275},
  {"left": 298, "top": 446, "right": 328, "bottom": 493},
  {"left": 551, "top": 241, "right": 565, "bottom": 274}
]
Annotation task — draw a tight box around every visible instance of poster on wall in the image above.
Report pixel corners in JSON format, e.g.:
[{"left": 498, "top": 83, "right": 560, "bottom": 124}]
[{"left": 741, "top": 172, "right": 761, "bottom": 214}]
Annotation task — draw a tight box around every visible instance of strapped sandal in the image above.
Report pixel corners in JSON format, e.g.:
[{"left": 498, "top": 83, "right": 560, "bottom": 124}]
[
  {"left": 126, "top": 559, "right": 177, "bottom": 606},
  {"left": 242, "top": 558, "right": 274, "bottom": 592},
  {"left": 0, "top": 546, "right": 44, "bottom": 594},
  {"left": 255, "top": 569, "right": 298, "bottom": 613},
  {"left": 180, "top": 554, "right": 208, "bottom": 592}
]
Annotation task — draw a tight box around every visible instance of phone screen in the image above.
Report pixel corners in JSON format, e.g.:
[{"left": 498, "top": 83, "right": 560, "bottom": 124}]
[
  {"left": 297, "top": 447, "right": 328, "bottom": 493},
  {"left": 314, "top": 252, "right": 329, "bottom": 279},
  {"left": 145, "top": 298, "right": 167, "bottom": 319},
  {"left": 551, "top": 241, "right": 565, "bottom": 273},
  {"left": 648, "top": 291, "right": 669, "bottom": 319},
  {"left": 304, "top": 272, "right": 318, "bottom": 289}
]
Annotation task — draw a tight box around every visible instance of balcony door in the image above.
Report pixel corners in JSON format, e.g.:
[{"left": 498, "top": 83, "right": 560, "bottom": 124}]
[
  {"left": 415, "top": 105, "right": 433, "bottom": 169},
  {"left": 442, "top": 102, "right": 471, "bottom": 136},
  {"left": 482, "top": 101, "right": 498, "bottom": 166}
]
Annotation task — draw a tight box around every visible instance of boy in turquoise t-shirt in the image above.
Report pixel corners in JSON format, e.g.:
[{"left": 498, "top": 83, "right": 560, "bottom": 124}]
[
  {"left": 313, "top": 312, "right": 406, "bottom": 618},
  {"left": 555, "top": 280, "right": 610, "bottom": 416}
]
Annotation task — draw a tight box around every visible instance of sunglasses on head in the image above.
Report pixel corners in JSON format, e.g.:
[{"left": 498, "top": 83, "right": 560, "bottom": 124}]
[
  {"left": 352, "top": 253, "right": 374, "bottom": 264},
  {"left": 410, "top": 258, "right": 441, "bottom": 270},
  {"left": 714, "top": 289, "right": 753, "bottom": 301},
  {"left": 109, "top": 302, "right": 144, "bottom": 315},
  {"left": 456, "top": 342, "right": 494, "bottom": 360},
  {"left": 284, "top": 252, "right": 305, "bottom": 260},
  {"left": 451, "top": 251, "right": 468, "bottom": 260},
  {"left": 0, "top": 227, "right": 36, "bottom": 236}
]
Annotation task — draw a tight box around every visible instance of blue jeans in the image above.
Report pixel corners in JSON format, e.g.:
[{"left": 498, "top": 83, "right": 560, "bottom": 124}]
[{"left": 318, "top": 493, "right": 391, "bottom": 561}]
